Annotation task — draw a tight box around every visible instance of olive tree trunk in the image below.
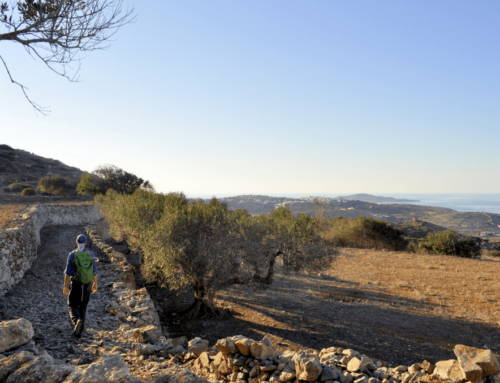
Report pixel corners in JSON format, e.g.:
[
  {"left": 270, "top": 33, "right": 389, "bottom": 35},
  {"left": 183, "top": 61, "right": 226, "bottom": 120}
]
[{"left": 181, "top": 279, "right": 229, "bottom": 319}]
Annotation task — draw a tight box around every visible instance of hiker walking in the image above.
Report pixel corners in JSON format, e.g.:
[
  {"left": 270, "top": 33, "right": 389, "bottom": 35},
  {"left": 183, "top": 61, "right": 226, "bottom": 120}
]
[{"left": 63, "top": 234, "right": 98, "bottom": 338}]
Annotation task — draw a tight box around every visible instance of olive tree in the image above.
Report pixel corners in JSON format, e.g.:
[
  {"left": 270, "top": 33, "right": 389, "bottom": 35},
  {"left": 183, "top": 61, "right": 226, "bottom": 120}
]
[
  {"left": 97, "top": 190, "right": 336, "bottom": 319},
  {"left": 0, "top": 0, "right": 135, "bottom": 114}
]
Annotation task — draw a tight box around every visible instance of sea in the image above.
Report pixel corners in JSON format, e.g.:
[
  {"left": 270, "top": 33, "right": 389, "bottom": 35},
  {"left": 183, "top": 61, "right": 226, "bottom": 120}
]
[
  {"left": 192, "top": 193, "right": 500, "bottom": 215},
  {"left": 374, "top": 194, "right": 500, "bottom": 215}
]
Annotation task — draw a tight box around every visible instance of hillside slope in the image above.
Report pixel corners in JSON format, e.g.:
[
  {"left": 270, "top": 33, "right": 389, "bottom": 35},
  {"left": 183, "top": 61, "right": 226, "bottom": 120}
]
[{"left": 0, "top": 144, "right": 84, "bottom": 188}]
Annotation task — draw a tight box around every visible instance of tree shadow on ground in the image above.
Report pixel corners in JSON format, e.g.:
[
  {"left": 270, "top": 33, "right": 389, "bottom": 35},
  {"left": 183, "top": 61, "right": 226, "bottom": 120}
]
[{"left": 146, "top": 268, "right": 500, "bottom": 367}]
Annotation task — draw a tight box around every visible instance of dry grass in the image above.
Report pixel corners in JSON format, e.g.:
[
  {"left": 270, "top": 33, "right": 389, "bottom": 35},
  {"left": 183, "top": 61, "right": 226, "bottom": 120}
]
[
  {"left": 0, "top": 201, "right": 94, "bottom": 229},
  {"left": 329, "top": 248, "right": 500, "bottom": 325}
]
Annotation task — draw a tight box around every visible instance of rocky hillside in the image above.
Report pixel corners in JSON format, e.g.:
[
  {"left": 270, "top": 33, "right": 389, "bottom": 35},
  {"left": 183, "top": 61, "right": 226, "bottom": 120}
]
[
  {"left": 216, "top": 195, "right": 500, "bottom": 237},
  {"left": 0, "top": 144, "right": 84, "bottom": 189}
]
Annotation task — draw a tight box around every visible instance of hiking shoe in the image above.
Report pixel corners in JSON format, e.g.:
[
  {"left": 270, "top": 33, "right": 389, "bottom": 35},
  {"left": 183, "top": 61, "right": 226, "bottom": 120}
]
[{"left": 74, "top": 319, "right": 84, "bottom": 338}]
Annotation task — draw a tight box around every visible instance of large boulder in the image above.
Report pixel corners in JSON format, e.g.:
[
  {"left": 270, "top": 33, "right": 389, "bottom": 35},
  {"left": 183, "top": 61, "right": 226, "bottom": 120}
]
[
  {"left": 454, "top": 345, "right": 500, "bottom": 378},
  {"left": 0, "top": 319, "right": 34, "bottom": 353},
  {"left": 293, "top": 350, "right": 323, "bottom": 382},
  {"left": 65, "top": 353, "right": 136, "bottom": 383},
  {"left": 0, "top": 351, "right": 35, "bottom": 381}
]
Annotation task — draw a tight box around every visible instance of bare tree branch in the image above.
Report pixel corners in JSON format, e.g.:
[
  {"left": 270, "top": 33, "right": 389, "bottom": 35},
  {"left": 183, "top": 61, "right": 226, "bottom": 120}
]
[
  {"left": 0, "top": 53, "right": 49, "bottom": 114},
  {"left": 0, "top": 0, "right": 136, "bottom": 113}
]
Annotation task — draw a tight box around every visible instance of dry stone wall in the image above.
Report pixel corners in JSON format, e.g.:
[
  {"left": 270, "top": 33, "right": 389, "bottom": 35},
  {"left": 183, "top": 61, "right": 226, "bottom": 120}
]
[{"left": 0, "top": 204, "right": 101, "bottom": 296}]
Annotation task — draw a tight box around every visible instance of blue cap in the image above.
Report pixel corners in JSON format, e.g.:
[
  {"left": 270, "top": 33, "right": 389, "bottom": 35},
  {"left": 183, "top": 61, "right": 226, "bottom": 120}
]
[{"left": 76, "top": 234, "right": 87, "bottom": 244}]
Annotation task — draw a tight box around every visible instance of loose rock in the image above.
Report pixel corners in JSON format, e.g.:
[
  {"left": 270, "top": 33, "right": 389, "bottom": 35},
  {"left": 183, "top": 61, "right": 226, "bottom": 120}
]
[{"left": 0, "top": 318, "right": 34, "bottom": 353}]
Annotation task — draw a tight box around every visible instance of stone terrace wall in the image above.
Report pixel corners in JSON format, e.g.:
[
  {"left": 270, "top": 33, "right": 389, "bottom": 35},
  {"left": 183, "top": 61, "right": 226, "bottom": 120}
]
[{"left": 0, "top": 204, "right": 101, "bottom": 296}]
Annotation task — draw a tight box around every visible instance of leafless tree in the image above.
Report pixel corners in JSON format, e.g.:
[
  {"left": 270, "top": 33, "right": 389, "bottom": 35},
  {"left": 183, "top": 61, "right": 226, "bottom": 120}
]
[{"left": 0, "top": 0, "right": 135, "bottom": 114}]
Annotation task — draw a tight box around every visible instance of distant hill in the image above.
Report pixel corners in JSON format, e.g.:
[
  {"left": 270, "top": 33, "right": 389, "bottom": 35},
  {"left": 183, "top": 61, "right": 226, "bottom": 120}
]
[
  {"left": 336, "top": 193, "right": 419, "bottom": 203},
  {"left": 0, "top": 144, "right": 85, "bottom": 188}
]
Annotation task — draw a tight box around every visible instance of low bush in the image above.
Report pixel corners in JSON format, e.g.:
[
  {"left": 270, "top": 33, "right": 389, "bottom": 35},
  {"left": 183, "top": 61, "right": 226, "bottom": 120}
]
[
  {"left": 8, "top": 183, "right": 31, "bottom": 192},
  {"left": 483, "top": 247, "right": 500, "bottom": 258},
  {"left": 37, "top": 175, "right": 76, "bottom": 196},
  {"left": 21, "top": 187, "right": 36, "bottom": 196},
  {"left": 418, "top": 230, "right": 481, "bottom": 258},
  {"left": 485, "top": 250, "right": 500, "bottom": 257},
  {"left": 323, "top": 216, "right": 408, "bottom": 251}
]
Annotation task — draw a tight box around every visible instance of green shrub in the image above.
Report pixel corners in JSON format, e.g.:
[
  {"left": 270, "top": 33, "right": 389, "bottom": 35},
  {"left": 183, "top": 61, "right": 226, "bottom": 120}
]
[
  {"left": 8, "top": 183, "right": 31, "bottom": 192},
  {"left": 323, "top": 216, "right": 408, "bottom": 251},
  {"left": 21, "top": 187, "right": 36, "bottom": 196},
  {"left": 419, "top": 230, "right": 481, "bottom": 258},
  {"left": 77, "top": 165, "right": 153, "bottom": 196},
  {"left": 77, "top": 172, "right": 109, "bottom": 196},
  {"left": 37, "top": 175, "right": 76, "bottom": 196}
]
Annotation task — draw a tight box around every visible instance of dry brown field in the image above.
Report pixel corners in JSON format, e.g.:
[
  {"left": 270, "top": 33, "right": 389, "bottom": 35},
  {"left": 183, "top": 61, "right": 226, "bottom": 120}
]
[
  {"left": 154, "top": 248, "right": 500, "bottom": 367},
  {"left": 0, "top": 201, "right": 94, "bottom": 228}
]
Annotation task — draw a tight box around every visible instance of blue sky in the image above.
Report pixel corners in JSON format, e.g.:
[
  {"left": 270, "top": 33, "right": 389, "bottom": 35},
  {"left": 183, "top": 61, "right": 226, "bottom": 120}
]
[{"left": 1, "top": 1, "right": 499, "bottom": 197}]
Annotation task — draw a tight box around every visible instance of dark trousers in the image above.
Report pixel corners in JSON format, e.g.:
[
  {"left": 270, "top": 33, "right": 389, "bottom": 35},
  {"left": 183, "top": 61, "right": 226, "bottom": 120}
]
[{"left": 67, "top": 281, "right": 92, "bottom": 329}]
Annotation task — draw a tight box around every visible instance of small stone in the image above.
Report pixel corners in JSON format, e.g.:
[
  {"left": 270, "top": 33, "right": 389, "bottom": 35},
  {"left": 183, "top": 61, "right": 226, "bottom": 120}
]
[
  {"left": 321, "top": 367, "right": 340, "bottom": 382},
  {"left": 340, "top": 371, "right": 354, "bottom": 383},
  {"left": 349, "top": 356, "right": 374, "bottom": 373},
  {"left": 235, "top": 338, "right": 254, "bottom": 356},
  {"left": 250, "top": 365, "right": 260, "bottom": 378},
  {"left": 420, "top": 361, "right": 434, "bottom": 374},
  {"left": 408, "top": 364, "right": 421, "bottom": 374},
  {"left": 250, "top": 341, "right": 276, "bottom": 360},
  {"left": 343, "top": 350, "right": 360, "bottom": 358},
  {"left": 400, "top": 372, "right": 412, "bottom": 383},
  {"left": 172, "top": 336, "right": 188, "bottom": 348},
  {"left": 293, "top": 350, "right": 323, "bottom": 382},
  {"left": 199, "top": 352, "right": 211, "bottom": 368},
  {"left": 434, "top": 360, "right": 466, "bottom": 383}
]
